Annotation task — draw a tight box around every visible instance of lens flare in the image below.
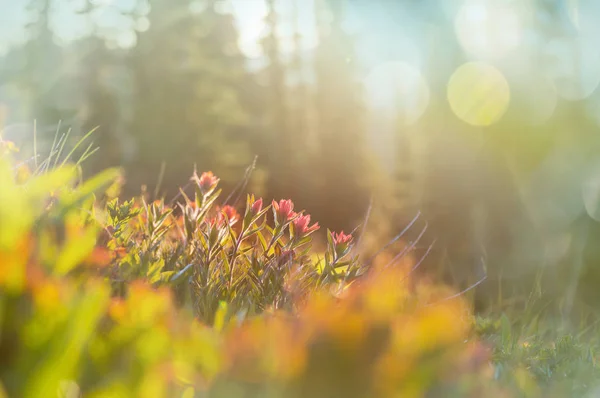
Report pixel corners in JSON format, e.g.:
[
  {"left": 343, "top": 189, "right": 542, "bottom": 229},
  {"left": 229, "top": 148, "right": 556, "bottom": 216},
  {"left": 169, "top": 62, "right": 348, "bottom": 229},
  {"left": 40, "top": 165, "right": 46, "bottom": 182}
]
[
  {"left": 455, "top": 0, "right": 523, "bottom": 60},
  {"left": 542, "top": 37, "right": 600, "bottom": 101},
  {"left": 447, "top": 62, "right": 510, "bottom": 127}
]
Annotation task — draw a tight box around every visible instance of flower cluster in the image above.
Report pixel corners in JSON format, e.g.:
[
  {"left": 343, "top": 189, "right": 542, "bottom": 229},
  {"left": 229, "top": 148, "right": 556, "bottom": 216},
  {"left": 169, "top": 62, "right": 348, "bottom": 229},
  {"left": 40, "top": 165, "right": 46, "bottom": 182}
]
[{"left": 0, "top": 150, "right": 502, "bottom": 397}]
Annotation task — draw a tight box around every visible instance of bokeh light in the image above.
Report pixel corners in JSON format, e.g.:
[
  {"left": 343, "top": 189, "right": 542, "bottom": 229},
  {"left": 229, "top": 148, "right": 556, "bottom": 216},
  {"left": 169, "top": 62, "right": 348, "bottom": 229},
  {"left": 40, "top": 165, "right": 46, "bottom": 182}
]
[
  {"left": 567, "top": 0, "right": 600, "bottom": 36},
  {"left": 542, "top": 37, "right": 600, "bottom": 101},
  {"left": 364, "top": 61, "right": 429, "bottom": 125},
  {"left": 454, "top": 0, "right": 523, "bottom": 60},
  {"left": 447, "top": 62, "right": 510, "bottom": 126}
]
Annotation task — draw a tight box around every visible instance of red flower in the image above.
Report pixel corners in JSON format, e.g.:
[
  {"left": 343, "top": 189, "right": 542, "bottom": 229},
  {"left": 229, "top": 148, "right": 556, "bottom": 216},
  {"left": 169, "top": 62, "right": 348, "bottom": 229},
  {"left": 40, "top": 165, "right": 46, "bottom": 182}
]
[
  {"left": 206, "top": 212, "right": 225, "bottom": 228},
  {"left": 221, "top": 205, "right": 240, "bottom": 225},
  {"left": 195, "top": 171, "right": 219, "bottom": 195},
  {"left": 293, "top": 213, "right": 320, "bottom": 237},
  {"left": 332, "top": 231, "right": 353, "bottom": 246},
  {"left": 251, "top": 197, "right": 263, "bottom": 215},
  {"left": 272, "top": 199, "right": 296, "bottom": 224}
]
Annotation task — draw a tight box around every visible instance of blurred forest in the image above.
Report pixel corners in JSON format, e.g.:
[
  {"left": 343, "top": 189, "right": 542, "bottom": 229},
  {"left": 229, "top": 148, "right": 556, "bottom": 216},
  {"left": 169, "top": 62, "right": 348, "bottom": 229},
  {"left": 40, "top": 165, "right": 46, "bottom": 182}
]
[{"left": 4, "top": 0, "right": 600, "bottom": 310}]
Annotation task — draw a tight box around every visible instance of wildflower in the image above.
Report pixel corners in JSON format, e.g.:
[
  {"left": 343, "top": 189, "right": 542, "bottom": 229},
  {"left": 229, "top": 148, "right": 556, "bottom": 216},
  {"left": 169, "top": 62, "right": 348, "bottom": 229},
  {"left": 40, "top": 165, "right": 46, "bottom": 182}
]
[
  {"left": 251, "top": 197, "right": 263, "bottom": 215},
  {"left": 221, "top": 205, "right": 240, "bottom": 225},
  {"left": 272, "top": 199, "right": 296, "bottom": 225},
  {"left": 194, "top": 171, "right": 219, "bottom": 195},
  {"left": 206, "top": 212, "right": 225, "bottom": 228},
  {"left": 242, "top": 195, "right": 266, "bottom": 230},
  {"left": 331, "top": 230, "right": 353, "bottom": 257},
  {"left": 85, "top": 246, "right": 113, "bottom": 268},
  {"left": 292, "top": 213, "right": 320, "bottom": 238},
  {"left": 332, "top": 231, "right": 353, "bottom": 246}
]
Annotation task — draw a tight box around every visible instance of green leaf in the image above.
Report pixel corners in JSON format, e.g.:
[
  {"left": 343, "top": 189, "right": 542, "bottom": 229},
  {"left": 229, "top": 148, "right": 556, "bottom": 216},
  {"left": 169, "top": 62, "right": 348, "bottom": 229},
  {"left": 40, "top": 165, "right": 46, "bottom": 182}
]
[
  {"left": 24, "top": 282, "right": 109, "bottom": 398},
  {"left": 147, "top": 257, "right": 166, "bottom": 280},
  {"left": 181, "top": 387, "right": 195, "bottom": 398},
  {"left": 54, "top": 224, "right": 98, "bottom": 275},
  {"left": 60, "top": 168, "right": 121, "bottom": 214},
  {"left": 213, "top": 301, "right": 228, "bottom": 332},
  {"left": 0, "top": 159, "right": 35, "bottom": 248},
  {"left": 25, "top": 165, "right": 77, "bottom": 198},
  {"left": 256, "top": 231, "right": 269, "bottom": 252},
  {"left": 152, "top": 271, "right": 175, "bottom": 285},
  {"left": 500, "top": 313, "right": 512, "bottom": 349},
  {"left": 170, "top": 263, "right": 194, "bottom": 283}
]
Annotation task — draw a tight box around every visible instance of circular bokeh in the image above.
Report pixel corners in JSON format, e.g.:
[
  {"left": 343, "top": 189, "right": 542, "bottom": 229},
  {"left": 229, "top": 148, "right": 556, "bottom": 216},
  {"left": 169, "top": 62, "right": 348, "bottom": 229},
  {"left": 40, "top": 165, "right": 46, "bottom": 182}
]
[{"left": 447, "top": 62, "right": 510, "bottom": 126}]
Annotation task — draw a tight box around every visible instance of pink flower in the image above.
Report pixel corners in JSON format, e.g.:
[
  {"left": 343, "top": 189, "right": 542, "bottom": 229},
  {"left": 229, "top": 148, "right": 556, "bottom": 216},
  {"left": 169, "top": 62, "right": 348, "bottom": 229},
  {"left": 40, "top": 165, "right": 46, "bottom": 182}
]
[
  {"left": 331, "top": 230, "right": 353, "bottom": 257},
  {"left": 251, "top": 197, "right": 263, "bottom": 215},
  {"left": 332, "top": 231, "right": 353, "bottom": 246},
  {"left": 272, "top": 199, "right": 295, "bottom": 224},
  {"left": 293, "top": 213, "right": 320, "bottom": 237},
  {"left": 221, "top": 205, "right": 240, "bottom": 225},
  {"left": 196, "top": 171, "right": 219, "bottom": 195}
]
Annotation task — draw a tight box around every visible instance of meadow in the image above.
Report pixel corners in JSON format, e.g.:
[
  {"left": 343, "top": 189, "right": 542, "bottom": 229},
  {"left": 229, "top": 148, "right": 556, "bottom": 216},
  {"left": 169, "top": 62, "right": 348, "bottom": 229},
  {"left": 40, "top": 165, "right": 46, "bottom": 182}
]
[
  {"left": 1, "top": 135, "right": 599, "bottom": 398},
  {"left": 3, "top": 2, "right": 600, "bottom": 396}
]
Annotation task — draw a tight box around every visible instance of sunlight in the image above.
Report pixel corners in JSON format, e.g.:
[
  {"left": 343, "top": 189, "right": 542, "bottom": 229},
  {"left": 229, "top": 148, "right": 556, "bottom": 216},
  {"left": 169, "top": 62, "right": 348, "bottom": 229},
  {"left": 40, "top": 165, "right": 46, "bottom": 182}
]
[
  {"left": 455, "top": 0, "right": 523, "bottom": 60},
  {"left": 364, "top": 61, "right": 429, "bottom": 125},
  {"left": 230, "top": 0, "right": 318, "bottom": 59},
  {"left": 447, "top": 62, "right": 510, "bottom": 126},
  {"left": 230, "top": 0, "right": 268, "bottom": 59}
]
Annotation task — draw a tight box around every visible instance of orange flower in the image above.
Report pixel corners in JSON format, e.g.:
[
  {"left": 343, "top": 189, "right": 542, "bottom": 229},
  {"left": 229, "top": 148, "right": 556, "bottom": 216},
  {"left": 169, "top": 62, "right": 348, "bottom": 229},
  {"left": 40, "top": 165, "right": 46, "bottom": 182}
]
[
  {"left": 272, "top": 199, "right": 295, "bottom": 225},
  {"left": 221, "top": 205, "right": 240, "bottom": 225},
  {"left": 113, "top": 246, "right": 128, "bottom": 259},
  {"left": 292, "top": 213, "right": 319, "bottom": 237},
  {"left": 85, "top": 246, "right": 113, "bottom": 268},
  {"left": 194, "top": 171, "right": 219, "bottom": 195}
]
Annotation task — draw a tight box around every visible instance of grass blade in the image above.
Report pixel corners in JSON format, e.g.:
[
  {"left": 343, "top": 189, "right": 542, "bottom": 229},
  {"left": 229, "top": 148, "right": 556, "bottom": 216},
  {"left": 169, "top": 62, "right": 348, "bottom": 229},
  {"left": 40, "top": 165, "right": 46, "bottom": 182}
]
[{"left": 60, "top": 127, "right": 98, "bottom": 168}]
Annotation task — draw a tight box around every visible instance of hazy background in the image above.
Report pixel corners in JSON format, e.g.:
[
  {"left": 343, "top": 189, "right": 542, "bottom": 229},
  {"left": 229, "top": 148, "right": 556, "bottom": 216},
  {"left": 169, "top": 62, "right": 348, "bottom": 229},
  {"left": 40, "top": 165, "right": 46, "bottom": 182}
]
[{"left": 3, "top": 0, "right": 600, "bottom": 311}]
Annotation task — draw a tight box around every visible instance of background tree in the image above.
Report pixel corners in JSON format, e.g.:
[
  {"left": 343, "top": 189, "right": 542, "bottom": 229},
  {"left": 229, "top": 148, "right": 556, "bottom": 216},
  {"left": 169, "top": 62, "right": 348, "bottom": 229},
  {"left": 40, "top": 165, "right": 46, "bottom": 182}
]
[
  {"left": 261, "top": 0, "right": 294, "bottom": 202},
  {"left": 128, "top": 0, "right": 254, "bottom": 197},
  {"left": 312, "top": 0, "right": 370, "bottom": 230}
]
